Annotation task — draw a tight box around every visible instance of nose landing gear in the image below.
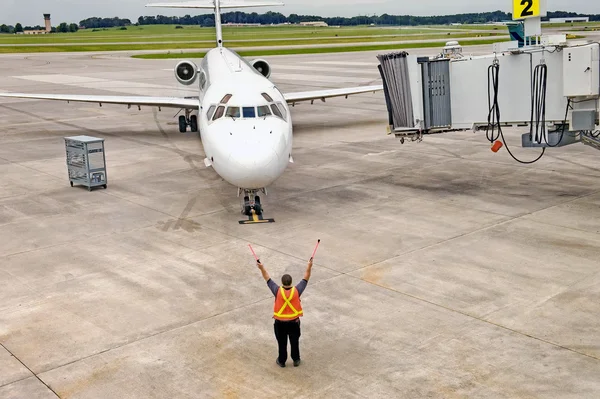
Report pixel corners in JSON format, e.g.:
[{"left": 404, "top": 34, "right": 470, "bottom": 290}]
[{"left": 239, "top": 189, "right": 275, "bottom": 224}]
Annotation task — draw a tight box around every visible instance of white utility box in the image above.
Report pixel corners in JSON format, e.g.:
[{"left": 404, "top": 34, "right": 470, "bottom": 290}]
[{"left": 563, "top": 44, "right": 600, "bottom": 98}]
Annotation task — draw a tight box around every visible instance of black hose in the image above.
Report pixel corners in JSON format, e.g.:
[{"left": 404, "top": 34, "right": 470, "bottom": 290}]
[
  {"left": 530, "top": 63, "right": 548, "bottom": 144},
  {"left": 486, "top": 61, "right": 546, "bottom": 164}
]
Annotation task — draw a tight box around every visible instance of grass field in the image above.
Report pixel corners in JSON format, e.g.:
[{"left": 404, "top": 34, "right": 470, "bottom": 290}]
[
  {"left": 0, "top": 24, "right": 508, "bottom": 45},
  {"left": 1, "top": 21, "right": 596, "bottom": 55},
  {"left": 0, "top": 24, "right": 509, "bottom": 54}
]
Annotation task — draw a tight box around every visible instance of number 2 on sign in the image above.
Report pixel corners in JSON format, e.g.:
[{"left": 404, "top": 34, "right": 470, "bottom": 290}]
[
  {"left": 513, "top": 0, "right": 540, "bottom": 19},
  {"left": 521, "top": 0, "right": 533, "bottom": 16}
]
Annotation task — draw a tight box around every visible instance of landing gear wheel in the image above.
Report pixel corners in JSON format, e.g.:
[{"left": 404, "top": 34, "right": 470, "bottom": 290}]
[
  {"left": 178, "top": 115, "right": 187, "bottom": 133},
  {"left": 190, "top": 115, "right": 198, "bottom": 132},
  {"left": 254, "top": 196, "right": 262, "bottom": 215},
  {"left": 243, "top": 196, "right": 251, "bottom": 216}
]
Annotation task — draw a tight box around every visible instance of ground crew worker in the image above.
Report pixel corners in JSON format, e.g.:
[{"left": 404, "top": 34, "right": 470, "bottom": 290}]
[{"left": 257, "top": 258, "right": 313, "bottom": 367}]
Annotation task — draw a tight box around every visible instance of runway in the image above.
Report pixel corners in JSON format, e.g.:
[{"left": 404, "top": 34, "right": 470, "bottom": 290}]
[{"left": 1, "top": 46, "right": 600, "bottom": 398}]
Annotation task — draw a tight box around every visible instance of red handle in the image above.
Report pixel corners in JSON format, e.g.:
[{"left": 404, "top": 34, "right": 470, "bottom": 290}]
[
  {"left": 249, "top": 244, "right": 259, "bottom": 262},
  {"left": 311, "top": 239, "right": 321, "bottom": 259}
]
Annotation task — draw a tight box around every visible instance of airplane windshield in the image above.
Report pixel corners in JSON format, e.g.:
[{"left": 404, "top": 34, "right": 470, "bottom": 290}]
[
  {"left": 226, "top": 107, "right": 240, "bottom": 118},
  {"left": 276, "top": 102, "right": 287, "bottom": 119},
  {"left": 209, "top": 98, "right": 287, "bottom": 123},
  {"left": 271, "top": 104, "right": 283, "bottom": 119},
  {"left": 213, "top": 106, "right": 225, "bottom": 121},
  {"left": 243, "top": 107, "right": 256, "bottom": 118},
  {"left": 257, "top": 105, "right": 271, "bottom": 117},
  {"left": 206, "top": 105, "right": 216, "bottom": 120}
]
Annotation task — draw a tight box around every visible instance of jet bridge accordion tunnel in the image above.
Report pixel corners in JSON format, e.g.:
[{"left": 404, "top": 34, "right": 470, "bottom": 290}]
[{"left": 377, "top": 52, "right": 452, "bottom": 137}]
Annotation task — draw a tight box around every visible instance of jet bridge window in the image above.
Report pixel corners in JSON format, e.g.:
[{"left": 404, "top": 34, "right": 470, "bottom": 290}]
[
  {"left": 226, "top": 107, "right": 240, "bottom": 118},
  {"left": 257, "top": 105, "right": 271, "bottom": 117},
  {"left": 243, "top": 107, "right": 256, "bottom": 118}
]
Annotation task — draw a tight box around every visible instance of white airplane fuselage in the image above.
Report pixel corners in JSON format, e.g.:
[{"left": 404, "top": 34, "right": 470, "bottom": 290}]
[{"left": 196, "top": 47, "right": 293, "bottom": 190}]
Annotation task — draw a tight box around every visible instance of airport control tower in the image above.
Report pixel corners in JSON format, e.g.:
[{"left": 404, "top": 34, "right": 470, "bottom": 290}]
[{"left": 44, "top": 14, "right": 51, "bottom": 33}]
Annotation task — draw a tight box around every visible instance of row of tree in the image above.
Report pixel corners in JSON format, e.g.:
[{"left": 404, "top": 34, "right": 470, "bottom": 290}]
[
  {"left": 136, "top": 10, "right": 600, "bottom": 27},
  {"left": 0, "top": 22, "right": 79, "bottom": 33},
  {"left": 1, "top": 10, "right": 599, "bottom": 34},
  {"left": 79, "top": 17, "right": 132, "bottom": 29}
]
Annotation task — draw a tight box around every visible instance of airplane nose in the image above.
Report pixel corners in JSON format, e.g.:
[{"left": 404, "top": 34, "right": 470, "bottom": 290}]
[
  {"left": 226, "top": 135, "right": 287, "bottom": 188},
  {"left": 230, "top": 143, "right": 278, "bottom": 169}
]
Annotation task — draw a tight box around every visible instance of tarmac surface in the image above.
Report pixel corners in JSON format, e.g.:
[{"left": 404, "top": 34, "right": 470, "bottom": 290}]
[{"left": 1, "top": 45, "right": 600, "bottom": 398}]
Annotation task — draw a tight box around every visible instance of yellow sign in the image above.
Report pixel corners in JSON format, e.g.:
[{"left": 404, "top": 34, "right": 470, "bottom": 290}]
[{"left": 513, "top": 0, "right": 540, "bottom": 20}]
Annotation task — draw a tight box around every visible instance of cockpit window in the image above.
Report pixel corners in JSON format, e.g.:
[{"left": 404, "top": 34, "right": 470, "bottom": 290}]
[
  {"left": 276, "top": 102, "right": 287, "bottom": 119},
  {"left": 213, "top": 106, "right": 225, "bottom": 121},
  {"left": 243, "top": 107, "right": 256, "bottom": 118},
  {"left": 257, "top": 105, "right": 271, "bottom": 117},
  {"left": 206, "top": 105, "right": 216, "bottom": 120},
  {"left": 226, "top": 107, "right": 240, "bottom": 118},
  {"left": 271, "top": 104, "right": 283, "bottom": 119},
  {"left": 261, "top": 93, "right": 274, "bottom": 102},
  {"left": 220, "top": 94, "right": 233, "bottom": 104}
]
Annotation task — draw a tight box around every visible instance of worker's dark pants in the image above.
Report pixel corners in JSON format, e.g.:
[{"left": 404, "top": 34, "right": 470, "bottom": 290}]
[{"left": 274, "top": 319, "right": 301, "bottom": 363}]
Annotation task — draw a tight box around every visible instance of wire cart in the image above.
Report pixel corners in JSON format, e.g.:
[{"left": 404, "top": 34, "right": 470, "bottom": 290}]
[{"left": 64, "top": 135, "right": 107, "bottom": 191}]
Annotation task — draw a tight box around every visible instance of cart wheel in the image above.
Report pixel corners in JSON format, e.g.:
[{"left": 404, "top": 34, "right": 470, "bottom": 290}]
[
  {"left": 88, "top": 186, "right": 92, "bottom": 192},
  {"left": 70, "top": 181, "right": 74, "bottom": 187},
  {"left": 103, "top": 184, "right": 107, "bottom": 189}
]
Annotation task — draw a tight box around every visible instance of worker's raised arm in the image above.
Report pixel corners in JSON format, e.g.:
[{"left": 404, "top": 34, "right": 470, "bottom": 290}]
[
  {"left": 303, "top": 258, "right": 313, "bottom": 281},
  {"left": 257, "top": 261, "right": 270, "bottom": 282}
]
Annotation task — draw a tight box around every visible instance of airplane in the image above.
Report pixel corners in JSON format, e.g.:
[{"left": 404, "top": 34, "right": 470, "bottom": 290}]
[{"left": 0, "top": 0, "right": 383, "bottom": 218}]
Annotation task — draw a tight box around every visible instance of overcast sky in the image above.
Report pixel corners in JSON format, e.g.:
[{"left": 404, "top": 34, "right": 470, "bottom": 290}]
[{"left": 2, "top": 0, "right": 600, "bottom": 26}]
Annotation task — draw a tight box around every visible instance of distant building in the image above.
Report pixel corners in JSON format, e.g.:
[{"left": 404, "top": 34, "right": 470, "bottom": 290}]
[
  {"left": 300, "top": 21, "right": 328, "bottom": 27},
  {"left": 24, "top": 14, "right": 52, "bottom": 35},
  {"left": 224, "top": 23, "right": 261, "bottom": 27},
  {"left": 548, "top": 17, "right": 589, "bottom": 23},
  {"left": 44, "top": 14, "right": 51, "bottom": 32}
]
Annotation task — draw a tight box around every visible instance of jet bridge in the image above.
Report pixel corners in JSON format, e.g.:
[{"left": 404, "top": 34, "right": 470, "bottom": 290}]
[{"left": 377, "top": 0, "right": 600, "bottom": 160}]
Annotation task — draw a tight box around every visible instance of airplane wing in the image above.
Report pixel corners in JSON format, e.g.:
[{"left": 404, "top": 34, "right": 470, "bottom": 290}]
[
  {"left": 0, "top": 93, "right": 199, "bottom": 109},
  {"left": 283, "top": 85, "right": 383, "bottom": 105},
  {"left": 0, "top": 84, "right": 382, "bottom": 109}
]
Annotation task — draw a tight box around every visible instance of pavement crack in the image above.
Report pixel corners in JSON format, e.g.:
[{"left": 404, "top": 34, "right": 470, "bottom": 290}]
[
  {"left": 0, "top": 343, "right": 60, "bottom": 398},
  {"left": 344, "top": 275, "right": 600, "bottom": 363}
]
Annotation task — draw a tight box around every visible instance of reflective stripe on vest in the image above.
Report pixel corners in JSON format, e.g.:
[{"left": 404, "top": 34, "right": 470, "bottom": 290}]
[{"left": 274, "top": 286, "right": 303, "bottom": 320}]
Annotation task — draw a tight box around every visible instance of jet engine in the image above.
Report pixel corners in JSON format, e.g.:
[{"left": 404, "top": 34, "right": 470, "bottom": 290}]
[
  {"left": 175, "top": 60, "right": 198, "bottom": 86},
  {"left": 251, "top": 59, "right": 271, "bottom": 79}
]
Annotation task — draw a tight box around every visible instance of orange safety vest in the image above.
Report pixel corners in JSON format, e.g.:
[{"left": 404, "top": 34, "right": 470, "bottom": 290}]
[{"left": 273, "top": 286, "right": 304, "bottom": 321}]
